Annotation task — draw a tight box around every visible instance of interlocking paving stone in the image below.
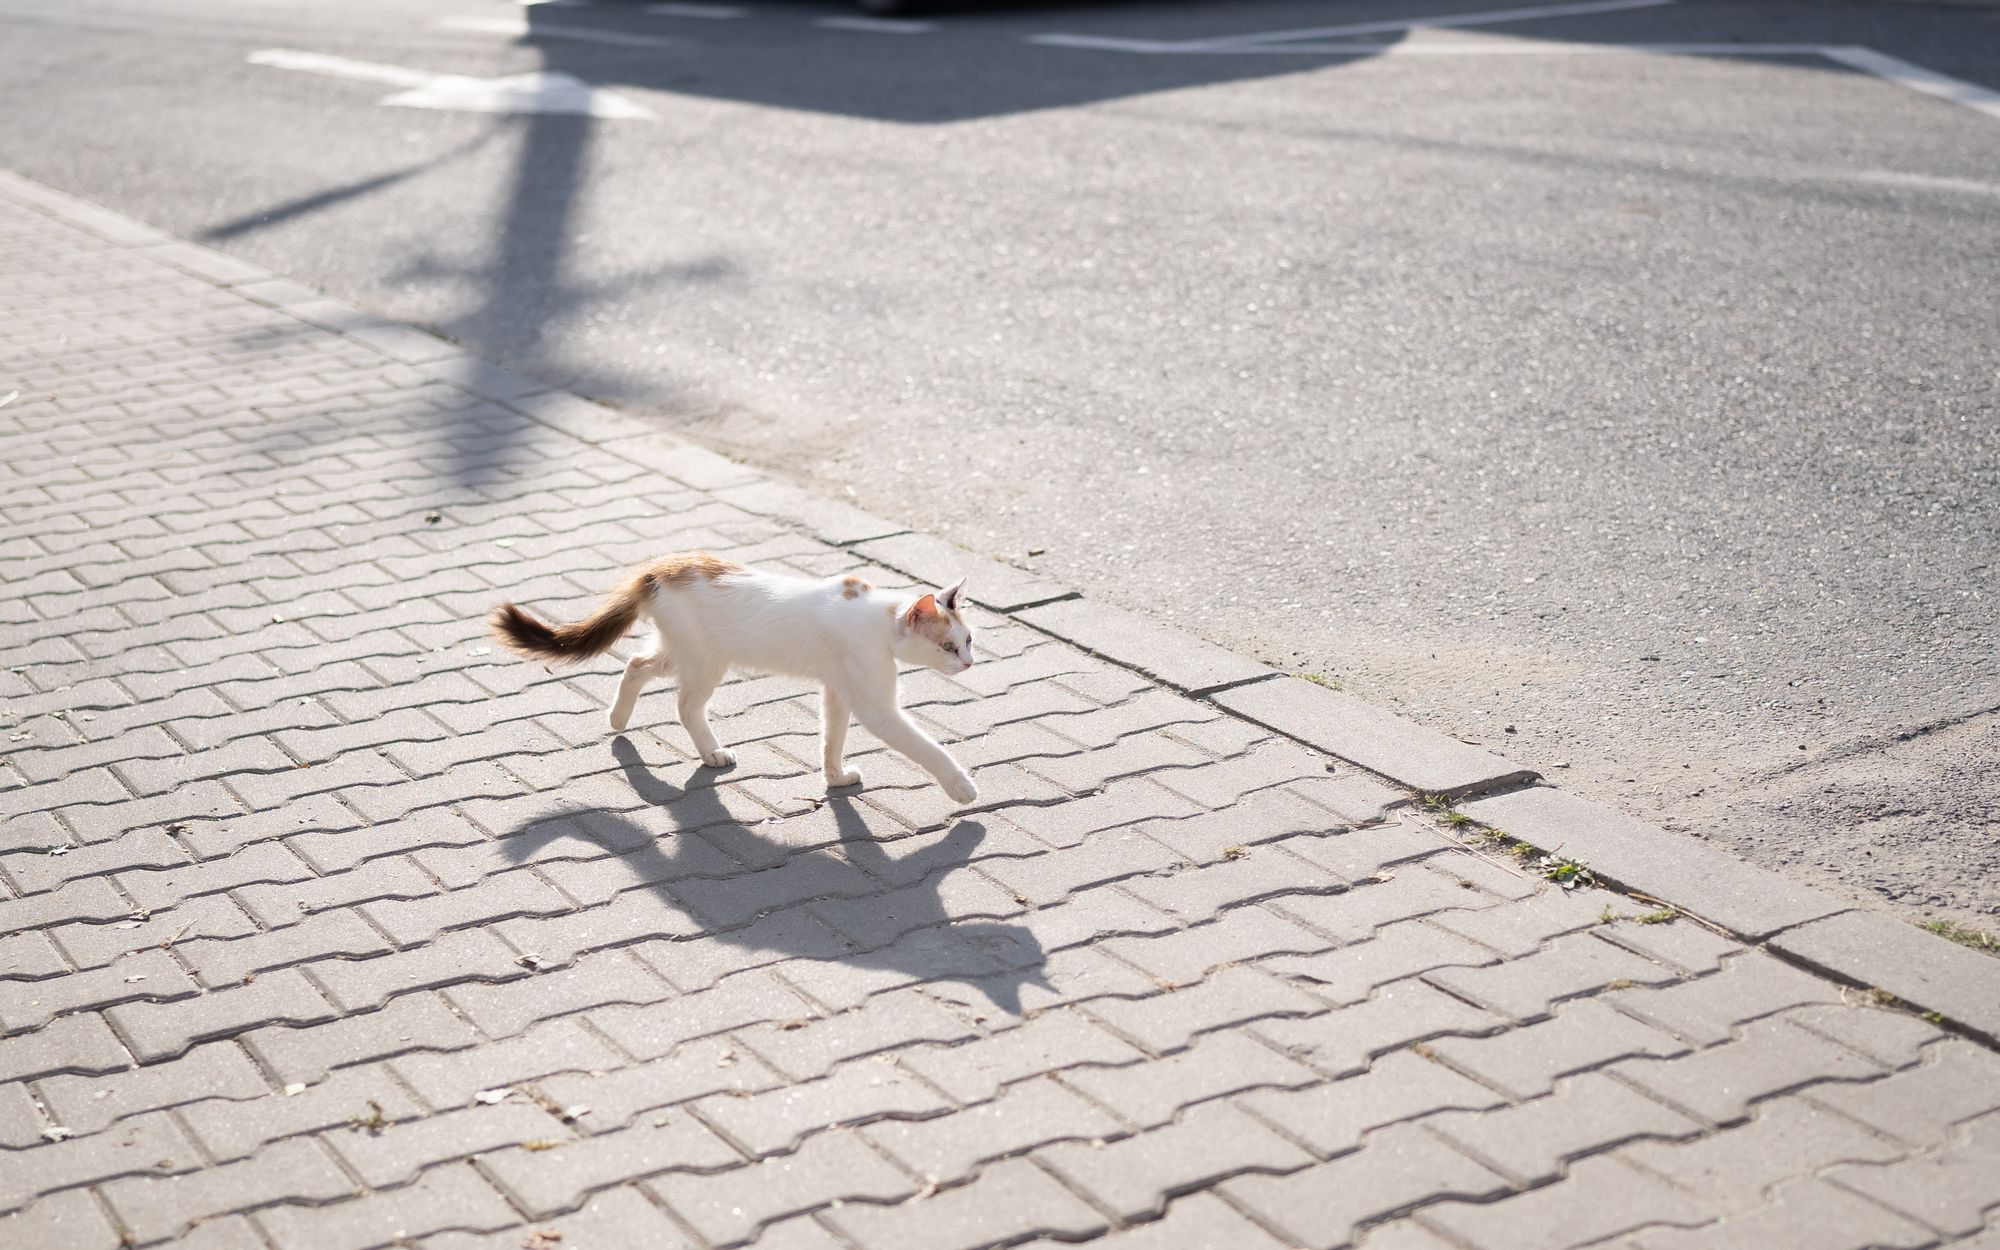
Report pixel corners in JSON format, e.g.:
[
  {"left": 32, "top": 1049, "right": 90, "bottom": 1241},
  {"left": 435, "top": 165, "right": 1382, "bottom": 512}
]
[
  {"left": 0, "top": 876, "right": 131, "bottom": 937},
  {"left": 329, "top": 1098, "right": 574, "bottom": 1187},
  {"left": 0, "top": 1109, "right": 195, "bottom": 1215},
  {"left": 486, "top": 1108, "right": 740, "bottom": 1220},
  {"left": 1621, "top": 1096, "right": 1906, "bottom": 1213},
  {"left": 182, "top": 1062, "right": 425, "bottom": 1163},
  {"left": 427, "top": 1185, "right": 698, "bottom": 1250},
  {"left": 867, "top": 1075, "right": 1123, "bottom": 1184},
  {"left": 740, "top": 984, "right": 956, "bottom": 1066},
  {"left": 106, "top": 968, "right": 339, "bottom": 1063},
  {"left": 1238, "top": 1048, "right": 1505, "bottom": 1158},
  {"left": 37, "top": 1041, "right": 268, "bottom": 1137},
  {"left": 254, "top": 1160, "right": 522, "bottom": 1250},
  {"left": 1832, "top": 1104, "right": 2000, "bottom": 1232},
  {"left": 1023, "top": 1191, "right": 1293, "bottom": 1249},
  {"left": 5, "top": 177, "right": 1996, "bottom": 1250},
  {"left": 1262, "top": 918, "right": 1498, "bottom": 1006},
  {"left": 181, "top": 909, "right": 395, "bottom": 990},
  {"left": 822, "top": 1157, "right": 1109, "bottom": 1250},
  {"left": 1062, "top": 1031, "right": 1321, "bottom": 1129},
  {"left": 1422, "top": 1153, "right": 1718, "bottom": 1250},
  {"left": 1036, "top": 1099, "right": 1311, "bottom": 1221},
  {"left": 0, "top": 1080, "right": 50, "bottom": 1147},
  {"left": 1085, "top": 964, "right": 1326, "bottom": 1055},
  {"left": 100, "top": 1136, "right": 353, "bottom": 1245},
  {"left": 1613, "top": 1014, "right": 1889, "bottom": 1126},
  {"left": 1425, "top": 929, "right": 1681, "bottom": 1023},
  {"left": 1221, "top": 1122, "right": 1511, "bottom": 1249},
  {"left": 1806, "top": 1038, "right": 2000, "bottom": 1147},
  {"left": 0, "top": 1011, "right": 132, "bottom": 1082},
  {"left": 693, "top": 1053, "right": 955, "bottom": 1156},
  {"left": 243, "top": 988, "right": 478, "bottom": 1087},
  {"left": 0, "top": 1187, "right": 122, "bottom": 1250},
  {"left": 1103, "top": 904, "right": 1332, "bottom": 986},
  {"left": 1625, "top": 1176, "right": 1939, "bottom": 1250},
  {"left": 649, "top": 1125, "right": 910, "bottom": 1246},
  {"left": 1431, "top": 1070, "right": 1703, "bottom": 1186},
  {"left": 1430, "top": 998, "right": 1690, "bottom": 1101},
  {"left": 1592, "top": 912, "right": 1742, "bottom": 975},
  {"left": 1251, "top": 978, "right": 1504, "bottom": 1079},
  {"left": 1789, "top": 1003, "right": 1944, "bottom": 1070},
  {"left": 0, "top": 947, "right": 199, "bottom": 1033},
  {"left": 1606, "top": 949, "right": 1846, "bottom": 1046},
  {"left": 898, "top": 1009, "right": 1146, "bottom": 1104}
]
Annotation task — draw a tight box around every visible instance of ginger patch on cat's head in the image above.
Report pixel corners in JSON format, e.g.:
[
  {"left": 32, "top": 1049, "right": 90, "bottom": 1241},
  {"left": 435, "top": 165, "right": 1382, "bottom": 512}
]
[
  {"left": 899, "top": 580, "right": 974, "bottom": 676},
  {"left": 841, "top": 575, "right": 871, "bottom": 600}
]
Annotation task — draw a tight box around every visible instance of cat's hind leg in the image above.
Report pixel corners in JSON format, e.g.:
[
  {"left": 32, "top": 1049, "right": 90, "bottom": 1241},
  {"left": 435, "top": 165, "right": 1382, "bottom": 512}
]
[
  {"left": 608, "top": 647, "right": 668, "bottom": 733},
  {"left": 675, "top": 660, "right": 734, "bottom": 769},
  {"left": 821, "top": 685, "right": 861, "bottom": 789}
]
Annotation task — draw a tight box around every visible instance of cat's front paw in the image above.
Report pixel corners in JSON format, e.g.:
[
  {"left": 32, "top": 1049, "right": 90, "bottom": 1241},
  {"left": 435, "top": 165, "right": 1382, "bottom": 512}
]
[
  {"left": 825, "top": 768, "right": 864, "bottom": 790},
  {"left": 943, "top": 774, "right": 979, "bottom": 805},
  {"left": 700, "top": 747, "right": 736, "bottom": 769},
  {"left": 606, "top": 709, "right": 631, "bottom": 733}
]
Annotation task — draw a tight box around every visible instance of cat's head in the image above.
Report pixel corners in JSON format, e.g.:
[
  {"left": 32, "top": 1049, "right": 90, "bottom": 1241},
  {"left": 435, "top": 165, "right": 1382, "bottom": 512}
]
[{"left": 895, "top": 578, "right": 974, "bottom": 676}]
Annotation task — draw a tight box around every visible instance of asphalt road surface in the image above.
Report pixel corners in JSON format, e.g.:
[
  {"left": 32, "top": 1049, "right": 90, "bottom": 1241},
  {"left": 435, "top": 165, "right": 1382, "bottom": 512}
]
[{"left": 3, "top": 0, "right": 1996, "bottom": 926}]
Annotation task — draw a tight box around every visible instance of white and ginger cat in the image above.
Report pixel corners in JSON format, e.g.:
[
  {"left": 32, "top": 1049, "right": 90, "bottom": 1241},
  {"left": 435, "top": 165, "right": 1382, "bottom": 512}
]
[{"left": 490, "top": 553, "right": 980, "bottom": 805}]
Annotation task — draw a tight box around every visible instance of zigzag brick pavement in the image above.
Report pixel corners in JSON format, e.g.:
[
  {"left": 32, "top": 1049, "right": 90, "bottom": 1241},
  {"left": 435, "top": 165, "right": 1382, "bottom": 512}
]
[{"left": 3, "top": 184, "right": 1999, "bottom": 1250}]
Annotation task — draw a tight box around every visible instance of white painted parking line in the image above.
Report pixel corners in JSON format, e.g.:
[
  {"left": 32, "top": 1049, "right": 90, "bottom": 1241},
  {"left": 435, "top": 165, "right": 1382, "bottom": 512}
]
[
  {"left": 249, "top": 49, "right": 434, "bottom": 89},
  {"left": 1199, "top": 0, "right": 1676, "bottom": 49},
  {"left": 1028, "top": 22, "right": 2000, "bottom": 127},
  {"left": 247, "top": 48, "right": 655, "bottom": 118},
  {"left": 436, "top": 15, "right": 675, "bottom": 48},
  {"left": 1168, "top": 40, "right": 1827, "bottom": 57},
  {"left": 1844, "top": 168, "right": 2000, "bottom": 198},
  {"left": 1031, "top": 0, "right": 1675, "bottom": 53},
  {"left": 1819, "top": 46, "right": 2000, "bottom": 122},
  {"left": 645, "top": 2, "right": 746, "bottom": 17},
  {"left": 815, "top": 16, "right": 938, "bottom": 35}
]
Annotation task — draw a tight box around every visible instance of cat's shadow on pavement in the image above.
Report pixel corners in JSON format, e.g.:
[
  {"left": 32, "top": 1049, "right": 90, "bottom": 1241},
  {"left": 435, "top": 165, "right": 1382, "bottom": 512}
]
[{"left": 496, "top": 735, "right": 1050, "bottom": 1014}]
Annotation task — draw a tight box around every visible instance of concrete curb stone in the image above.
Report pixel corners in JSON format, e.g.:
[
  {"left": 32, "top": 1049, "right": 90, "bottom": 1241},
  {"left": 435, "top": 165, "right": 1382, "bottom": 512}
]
[
  {"left": 851, "top": 532, "right": 1076, "bottom": 613},
  {"left": 1772, "top": 910, "right": 2000, "bottom": 1044},
  {"left": 1014, "top": 597, "right": 1275, "bottom": 696},
  {"left": 712, "top": 479, "right": 909, "bottom": 547},
  {"left": 1460, "top": 788, "right": 1852, "bottom": 941},
  {"left": 5, "top": 164, "right": 1995, "bottom": 1050},
  {"left": 1216, "top": 676, "right": 1536, "bottom": 799}
]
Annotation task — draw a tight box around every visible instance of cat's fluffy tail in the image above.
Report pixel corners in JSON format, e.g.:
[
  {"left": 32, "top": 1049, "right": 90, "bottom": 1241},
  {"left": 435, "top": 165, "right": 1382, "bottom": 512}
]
[{"left": 490, "top": 576, "right": 644, "bottom": 664}]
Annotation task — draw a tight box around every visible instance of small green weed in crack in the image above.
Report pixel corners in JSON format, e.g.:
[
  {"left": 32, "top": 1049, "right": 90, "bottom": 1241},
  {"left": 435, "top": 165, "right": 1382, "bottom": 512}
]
[
  {"left": 1921, "top": 919, "right": 2000, "bottom": 957},
  {"left": 1301, "top": 672, "right": 1345, "bottom": 691},
  {"left": 347, "top": 1100, "right": 388, "bottom": 1133},
  {"left": 1537, "top": 855, "right": 1596, "bottom": 891},
  {"left": 1421, "top": 793, "right": 1475, "bottom": 829},
  {"left": 1602, "top": 904, "right": 1673, "bottom": 924}
]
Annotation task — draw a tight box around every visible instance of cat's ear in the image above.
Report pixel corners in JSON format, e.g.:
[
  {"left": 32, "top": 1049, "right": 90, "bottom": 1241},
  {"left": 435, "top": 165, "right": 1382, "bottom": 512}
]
[
  {"left": 903, "top": 593, "right": 939, "bottom": 628},
  {"left": 938, "top": 578, "right": 967, "bottom": 612}
]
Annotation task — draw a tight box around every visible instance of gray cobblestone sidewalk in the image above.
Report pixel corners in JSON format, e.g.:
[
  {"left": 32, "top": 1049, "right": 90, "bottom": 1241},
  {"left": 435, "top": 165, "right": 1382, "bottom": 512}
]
[{"left": 3, "top": 174, "right": 1999, "bottom": 1250}]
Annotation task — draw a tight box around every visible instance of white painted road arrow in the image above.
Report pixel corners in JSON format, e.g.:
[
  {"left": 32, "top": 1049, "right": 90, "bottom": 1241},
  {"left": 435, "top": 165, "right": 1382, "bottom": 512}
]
[{"left": 248, "top": 49, "right": 654, "bottom": 119}]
